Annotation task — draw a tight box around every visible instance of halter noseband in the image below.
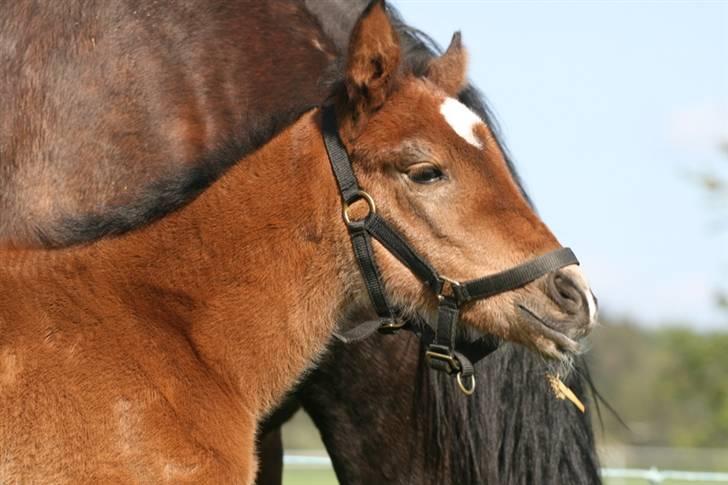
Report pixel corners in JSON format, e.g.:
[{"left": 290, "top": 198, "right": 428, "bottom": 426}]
[{"left": 321, "top": 105, "right": 578, "bottom": 395}]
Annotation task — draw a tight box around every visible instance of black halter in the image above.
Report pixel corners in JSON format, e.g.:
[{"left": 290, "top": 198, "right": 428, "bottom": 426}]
[{"left": 321, "top": 105, "right": 579, "bottom": 395}]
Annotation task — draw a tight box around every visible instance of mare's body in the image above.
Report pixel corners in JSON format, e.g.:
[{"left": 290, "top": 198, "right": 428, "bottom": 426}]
[{"left": 0, "top": 0, "right": 334, "bottom": 248}]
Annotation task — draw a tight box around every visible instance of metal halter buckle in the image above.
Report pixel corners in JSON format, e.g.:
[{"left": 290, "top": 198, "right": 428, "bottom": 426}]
[
  {"left": 425, "top": 349, "right": 462, "bottom": 375},
  {"left": 379, "top": 319, "right": 407, "bottom": 333},
  {"left": 438, "top": 275, "right": 462, "bottom": 302},
  {"left": 426, "top": 349, "right": 476, "bottom": 395},
  {"left": 342, "top": 190, "right": 376, "bottom": 226}
]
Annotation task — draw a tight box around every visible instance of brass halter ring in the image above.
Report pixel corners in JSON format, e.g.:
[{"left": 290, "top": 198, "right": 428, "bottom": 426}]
[
  {"left": 456, "top": 371, "right": 476, "bottom": 396},
  {"left": 379, "top": 319, "right": 407, "bottom": 331},
  {"left": 342, "top": 190, "right": 376, "bottom": 226}
]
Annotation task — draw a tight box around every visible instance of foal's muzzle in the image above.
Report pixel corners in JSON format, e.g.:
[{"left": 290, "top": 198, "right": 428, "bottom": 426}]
[{"left": 547, "top": 267, "right": 598, "bottom": 338}]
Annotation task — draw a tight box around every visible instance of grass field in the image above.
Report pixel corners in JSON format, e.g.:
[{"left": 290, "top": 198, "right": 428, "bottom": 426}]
[
  {"left": 283, "top": 469, "right": 338, "bottom": 485},
  {"left": 282, "top": 468, "right": 725, "bottom": 485}
]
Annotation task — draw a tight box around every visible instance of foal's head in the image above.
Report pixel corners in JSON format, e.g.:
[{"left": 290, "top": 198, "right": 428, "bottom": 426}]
[{"left": 334, "top": 1, "right": 597, "bottom": 360}]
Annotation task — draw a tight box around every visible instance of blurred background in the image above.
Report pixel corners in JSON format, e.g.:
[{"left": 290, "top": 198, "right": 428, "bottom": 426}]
[{"left": 283, "top": 0, "right": 728, "bottom": 483}]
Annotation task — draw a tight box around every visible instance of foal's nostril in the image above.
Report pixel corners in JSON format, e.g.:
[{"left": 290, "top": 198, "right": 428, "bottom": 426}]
[{"left": 548, "top": 270, "right": 589, "bottom": 318}]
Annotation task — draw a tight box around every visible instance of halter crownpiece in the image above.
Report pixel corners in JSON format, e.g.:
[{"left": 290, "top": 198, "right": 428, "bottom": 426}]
[{"left": 321, "top": 105, "right": 579, "bottom": 395}]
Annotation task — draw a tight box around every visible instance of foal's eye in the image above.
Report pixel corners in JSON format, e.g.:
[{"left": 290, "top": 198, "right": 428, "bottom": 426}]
[{"left": 406, "top": 164, "right": 445, "bottom": 184}]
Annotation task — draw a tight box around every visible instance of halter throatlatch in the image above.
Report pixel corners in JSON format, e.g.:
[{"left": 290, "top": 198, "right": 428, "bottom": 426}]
[{"left": 321, "top": 106, "right": 579, "bottom": 395}]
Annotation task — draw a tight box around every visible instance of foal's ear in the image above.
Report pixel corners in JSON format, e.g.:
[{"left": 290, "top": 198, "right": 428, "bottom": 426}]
[
  {"left": 344, "top": 0, "right": 400, "bottom": 120},
  {"left": 426, "top": 32, "right": 468, "bottom": 97}
]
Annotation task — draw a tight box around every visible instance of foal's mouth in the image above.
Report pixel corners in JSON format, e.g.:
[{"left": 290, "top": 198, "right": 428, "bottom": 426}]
[{"left": 516, "top": 304, "right": 583, "bottom": 359}]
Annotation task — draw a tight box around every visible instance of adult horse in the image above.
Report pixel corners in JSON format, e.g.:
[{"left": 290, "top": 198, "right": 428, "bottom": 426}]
[
  {"left": 254, "top": 5, "right": 602, "bottom": 484},
  {"left": 1, "top": 1, "right": 597, "bottom": 482},
  {"left": 0, "top": 0, "right": 336, "bottom": 248}
]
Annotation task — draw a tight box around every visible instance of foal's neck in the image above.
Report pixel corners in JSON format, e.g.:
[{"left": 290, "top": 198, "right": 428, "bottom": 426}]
[{"left": 98, "top": 110, "right": 350, "bottom": 413}]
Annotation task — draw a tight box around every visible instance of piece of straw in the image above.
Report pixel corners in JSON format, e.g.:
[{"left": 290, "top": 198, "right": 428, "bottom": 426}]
[{"left": 546, "top": 373, "right": 586, "bottom": 413}]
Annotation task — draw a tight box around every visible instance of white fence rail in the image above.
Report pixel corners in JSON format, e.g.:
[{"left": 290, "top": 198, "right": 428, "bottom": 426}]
[
  {"left": 283, "top": 454, "right": 728, "bottom": 483},
  {"left": 603, "top": 467, "right": 728, "bottom": 483}
]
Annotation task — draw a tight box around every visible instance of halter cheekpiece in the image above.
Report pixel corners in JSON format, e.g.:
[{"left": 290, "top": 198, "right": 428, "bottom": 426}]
[{"left": 321, "top": 105, "right": 579, "bottom": 395}]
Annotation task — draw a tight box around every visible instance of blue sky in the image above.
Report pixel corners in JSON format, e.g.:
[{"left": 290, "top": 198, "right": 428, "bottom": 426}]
[{"left": 395, "top": 1, "right": 728, "bottom": 329}]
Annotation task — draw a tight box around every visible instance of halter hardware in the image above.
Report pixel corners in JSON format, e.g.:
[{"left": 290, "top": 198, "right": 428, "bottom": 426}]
[
  {"left": 425, "top": 348, "right": 461, "bottom": 374},
  {"left": 438, "top": 276, "right": 462, "bottom": 301},
  {"left": 378, "top": 318, "right": 408, "bottom": 331},
  {"left": 342, "top": 190, "right": 376, "bottom": 226},
  {"left": 321, "top": 105, "right": 579, "bottom": 395},
  {"left": 456, "top": 371, "right": 476, "bottom": 396}
]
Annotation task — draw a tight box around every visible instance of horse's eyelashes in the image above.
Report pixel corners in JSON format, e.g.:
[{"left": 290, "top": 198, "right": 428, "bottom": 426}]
[{"left": 407, "top": 165, "right": 445, "bottom": 184}]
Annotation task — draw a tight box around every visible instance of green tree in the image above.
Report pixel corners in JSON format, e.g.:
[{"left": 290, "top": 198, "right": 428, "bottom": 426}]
[{"left": 589, "top": 320, "right": 728, "bottom": 447}]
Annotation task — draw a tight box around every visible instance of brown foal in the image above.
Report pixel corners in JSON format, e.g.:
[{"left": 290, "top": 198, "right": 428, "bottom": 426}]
[{"left": 0, "top": 2, "right": 595, "bottom": 482}]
